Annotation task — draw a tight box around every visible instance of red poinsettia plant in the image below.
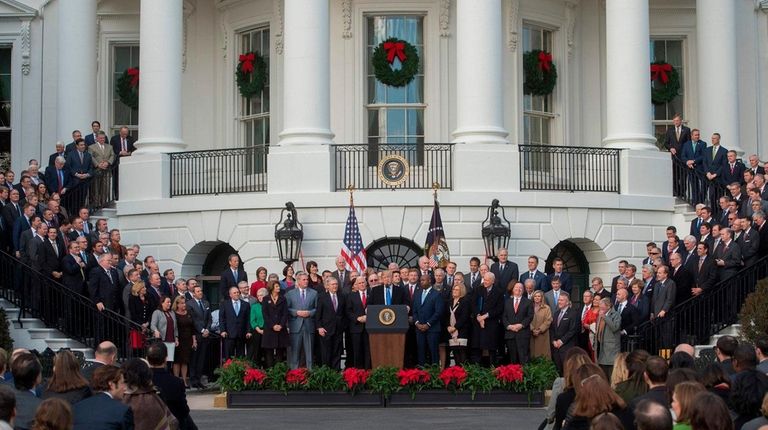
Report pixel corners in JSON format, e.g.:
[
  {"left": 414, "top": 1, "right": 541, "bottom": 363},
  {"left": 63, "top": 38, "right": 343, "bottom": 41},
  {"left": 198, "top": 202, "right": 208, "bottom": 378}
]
[
  {"left": 397, "top": 368, "right": 431, "bottom": 399},
  {"left": 243, "top": 368, "right": 267, "bottom": 388},
  {"left": 439, "top": 366, "right": 468, "bottom": 392},
  {"left": 285, "top": 368, "right": 310, "bottom": 387},
  {"left": 342, "top": 368, "right": 370, "bottom": 394},
  {"left": 494, "top": 364, "right": 524, "bottom": 390}
]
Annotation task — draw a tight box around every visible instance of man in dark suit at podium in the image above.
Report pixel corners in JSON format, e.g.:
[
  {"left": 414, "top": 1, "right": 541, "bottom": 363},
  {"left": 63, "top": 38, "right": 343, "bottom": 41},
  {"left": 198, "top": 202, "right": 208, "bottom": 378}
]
[
  {"left": 369, "top": 270, "right": 407, "bottom": 306},
  {"left": 491, "top": 248, "right": 519, "bottom": 292},
  {"left": 412, "top": 275, "right": 443, "bottom": 366}
]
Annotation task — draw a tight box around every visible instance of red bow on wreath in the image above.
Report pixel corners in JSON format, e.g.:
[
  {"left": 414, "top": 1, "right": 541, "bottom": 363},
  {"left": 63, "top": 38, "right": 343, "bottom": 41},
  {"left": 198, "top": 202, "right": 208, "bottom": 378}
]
[
  {"left": 127, "top": 68, "right": 139, "bottom": 87},
  {"left": 538, "top": 52, "right": 552, "bottom": 72},
  {"left": 650, "top": 63, "right": 672, "bottom": 84},
  {"left": 239, "top": 53, "right": 255, "bottom": 73},
  {"left": 383, "top": 41, "right": 406, "bottom": 64}
]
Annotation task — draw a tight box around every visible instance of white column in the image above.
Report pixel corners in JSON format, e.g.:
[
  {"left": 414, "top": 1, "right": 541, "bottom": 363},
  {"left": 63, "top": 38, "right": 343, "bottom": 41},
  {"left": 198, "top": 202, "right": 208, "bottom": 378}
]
[
  {"left": 134, "top": 0, "right": 185, "bottom": 153},
  {"left": 452, "top": 0, "right": 508, "bottom": 144},
  {"left": 278, "top": 0, "right": 333, "bottom": 145},
  {"left": 696, "top": 0, "right": 742, "bottom": 154},
  {"left": 602, "top": 0, "right": 656, "bottom": 150},
  {"left": 57, "top": 0, "right": 97, "bottom": 140}
]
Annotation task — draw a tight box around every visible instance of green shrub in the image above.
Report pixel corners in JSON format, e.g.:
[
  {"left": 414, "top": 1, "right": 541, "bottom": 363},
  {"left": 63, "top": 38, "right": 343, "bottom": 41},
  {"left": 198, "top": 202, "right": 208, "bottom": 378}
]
[{"left": 739, "top": 278, "right": 768, "bottom": 344}]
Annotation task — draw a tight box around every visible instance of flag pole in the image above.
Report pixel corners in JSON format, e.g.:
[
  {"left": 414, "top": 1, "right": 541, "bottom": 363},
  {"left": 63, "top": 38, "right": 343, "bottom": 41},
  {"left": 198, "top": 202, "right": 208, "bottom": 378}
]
[{"left": 348, "top": 184, "right": 355, "bottom": 206}]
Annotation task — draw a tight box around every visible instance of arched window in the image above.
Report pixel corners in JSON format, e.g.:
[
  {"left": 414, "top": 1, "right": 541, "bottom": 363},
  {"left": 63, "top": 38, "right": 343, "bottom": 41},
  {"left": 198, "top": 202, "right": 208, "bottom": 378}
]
[{"left": 365, "top": 237, "right": 423, "bottom": 270}]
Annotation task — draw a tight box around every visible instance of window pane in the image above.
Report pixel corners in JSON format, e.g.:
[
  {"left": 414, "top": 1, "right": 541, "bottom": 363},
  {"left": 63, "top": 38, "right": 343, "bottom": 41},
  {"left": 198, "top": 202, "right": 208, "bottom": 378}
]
[
  {"left": 666, "top": 41, "right": 682, "bottom": 67},
  {"left": 387, "top": 109, "right": 406, "bottom": 137},
  {"left": 368, "top": 110, "right": 379, "bottom": 137},
  {"left": 238, "top": 26, "right": 270, "bottom": 149}
]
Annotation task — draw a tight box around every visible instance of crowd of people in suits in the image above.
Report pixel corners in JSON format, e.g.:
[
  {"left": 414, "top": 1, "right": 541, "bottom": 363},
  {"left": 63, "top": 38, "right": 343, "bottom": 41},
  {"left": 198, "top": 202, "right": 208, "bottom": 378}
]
[
  {"left": 539, "top": 335, "right": 768, "bottom": 430},
  {"left": 0, "top": 341, "right": 196, "bottom": 430}
]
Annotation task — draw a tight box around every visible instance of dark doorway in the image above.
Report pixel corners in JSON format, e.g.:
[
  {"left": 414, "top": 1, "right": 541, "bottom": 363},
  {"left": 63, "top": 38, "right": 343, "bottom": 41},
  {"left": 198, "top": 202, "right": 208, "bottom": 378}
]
[
  {"left": 545, "top": 240, "right": 590, "bottom": 304},
  {"left": 201, "top": 242, "right": 243, "bottom": 307}
]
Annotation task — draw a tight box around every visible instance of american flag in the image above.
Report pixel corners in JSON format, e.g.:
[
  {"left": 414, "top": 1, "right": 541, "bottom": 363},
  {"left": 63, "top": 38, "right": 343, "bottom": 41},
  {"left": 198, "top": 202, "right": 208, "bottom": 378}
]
[{"left": 341, "top": 203, "right": 367, "bottom": 272}]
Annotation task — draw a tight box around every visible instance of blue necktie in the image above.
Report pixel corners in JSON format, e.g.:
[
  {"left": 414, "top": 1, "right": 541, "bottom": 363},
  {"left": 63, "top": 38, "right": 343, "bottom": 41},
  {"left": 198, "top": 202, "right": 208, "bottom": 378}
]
[
  {"left": 421, "top": 289, "right": 428, "bottom": 305},
  {"left": 385, "top": 287, "right": 391, "bottom": 306},
  {"left": 234, "top": 300, "right": 240, "bottom": 316}
]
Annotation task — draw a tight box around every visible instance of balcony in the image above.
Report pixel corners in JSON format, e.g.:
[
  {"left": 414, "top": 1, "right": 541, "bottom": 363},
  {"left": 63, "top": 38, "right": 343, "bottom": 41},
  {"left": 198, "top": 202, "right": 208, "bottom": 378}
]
[
  {"left": 169, "top": 146, "right": 268, "bottom": 197},
  {"left": 518, "top": 144, "right": 621, "bottom": 193}
]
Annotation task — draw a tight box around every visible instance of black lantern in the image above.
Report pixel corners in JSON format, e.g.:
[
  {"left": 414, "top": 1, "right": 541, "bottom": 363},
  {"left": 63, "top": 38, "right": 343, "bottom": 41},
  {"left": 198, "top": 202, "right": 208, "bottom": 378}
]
[
  {"left": 481, "top": 199, "right": 511, "bottom": 263},
  {"left": 274, "top": 202, "right": 303, "bottom": 266}
]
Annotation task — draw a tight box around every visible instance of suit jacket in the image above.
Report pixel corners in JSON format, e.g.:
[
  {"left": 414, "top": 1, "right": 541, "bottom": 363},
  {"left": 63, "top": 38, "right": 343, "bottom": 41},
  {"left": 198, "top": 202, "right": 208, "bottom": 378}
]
[
  {"left": 465, "top": 271, "right": 483, "bottom": 291},
  {"left": 692, "top": 255, "right": 718, "bottom": 290},
  {"left": 151, "top": 368, "right": 190, "bottom": 426},
  {"left": 89, "top": 142, "right": 116, "bottom": 168},
  {"left": 88, "top": 266, "right": 120, "bottom": 311},
  {"left": 110, "top": 134, "right": 136, "bottom": 159},
  {"left": 502, "top": 296, "right": 534, "bottom": 339},
  {"left": 345, "top": 291, "right": 368, "bottom": 334},
  {"left": 285, "top": 287, "right": 318, "bottom": 333},
  {"left": 651, "top": 278, "right": 676, "bottom": 316},
  {"left": 186, "top": 296, "right": 212, "bottom": 336},
  {"left": 219, "top": 267, "right": 247, "bottom": 299},
  {"left": 219, "top": 299, "right": 251, "bottom": 339},
  {"left": 315, "top": 292, "right": 346, "bottom": 336},
  {"left": 25, "top": 234, "right": 45, "bottom": 269},
  {"left": 547, "top": 272, "right": 573, "bottom": 294},
  {"left": 330, "top": 269, "right": 353, "bottom": 296},
  {"left": 616, "top": 301, "right": 640, "bottom": 333},
  {"left": 84, "top": 132, "right": 98, "bottom": 147},
  {"left": 491, "top": 261, "right": 520, "bottom": 291},
  {"left": 0, "top": 202, "right": 21, "bottom": 236},
  {"left": 65, "top": 150, "right": 94, "bottom": 185},
  {"left": 671, "top": 265, "right": 694, "bottom": 308},
  {"left": 412, "top": 287, "right": 443, "bottom": 332},
  {"left": 550, "top": 306, "right": 580, "bottom": 347},
  {"left": 61, "top": 253, "right": 86, "bottom": 294},
  {"left": 720, "top": 161, "right": 746, "bottom": 186},
  {"left": 44, "top": 165, "right": 72, "bottom": 195},
  {"left": 714, "top": 240, "right": 742, "bottom": 278},
  {"left": 369, "top": 284, "right": 408, "bottom": 306},
  {"left": 597, "top": 309, "right": 622, "bottom": 366},
  {"left": 737, "top": 227, "right": 760, "bottom": 265},
  {"left": 664, "top": 125, "right": 691, "bottom": 154},
  {"left": 544, "top": 289, "right": 566, "bottom": 312},
  {"left": 703, "top": 145, "right": 728, "bottom": 177},
  {"left": 469, "top": 286, "right": 505, "bottom": 350},
  {"left": 39, "top": 238, "right": 64, "bottom": 276},
  {"left": 519, "top": 270, "right": 548, "bottom": 291},
  {"left": 757, "top": 221, "right": 768, "bottom": 257},
  {"left": 72, "top": 392, "right": 134, "bottom": 430},
  {"left": 47, "top": 151, "right": 66, "bottom": 168},
  {"left": 12, "top": 215, "right": 31, "bottom": 252},
  {"left": 662, "top": 246, "right": 687, "bottom": 265},
  {"left": 12, "top": 388, "right": 41, "bottom": 430},
  {"left": 680, "top": 139, "right": 707, "bottom": 171}
]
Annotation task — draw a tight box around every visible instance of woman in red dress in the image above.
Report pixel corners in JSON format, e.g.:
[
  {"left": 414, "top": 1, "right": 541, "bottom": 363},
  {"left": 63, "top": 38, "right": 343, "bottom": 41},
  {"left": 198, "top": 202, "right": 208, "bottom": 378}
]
[
  {"left": 581, "top": 294, "right": 601, "bottom": 361},
  {"left": 249, "top": 266, "right": 268, "bottom": 297}
]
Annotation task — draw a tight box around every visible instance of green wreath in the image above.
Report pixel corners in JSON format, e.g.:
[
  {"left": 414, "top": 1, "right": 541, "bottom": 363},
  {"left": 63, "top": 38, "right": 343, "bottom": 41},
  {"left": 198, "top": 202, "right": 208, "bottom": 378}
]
[
  {"left": 523, "top": 50, "right": 557, "bottom": 96},
  {"left": 116, "top": 68, "right": 139, "bottom": 110},
  {"left": 236, "top": 51, "right": 268, "bottom": 99},
  {"left": 372, "top": 38, "right": 420, "bottom": 88},
  {"left": 650, "top": 61, "right": 680, "bottom": 105}
]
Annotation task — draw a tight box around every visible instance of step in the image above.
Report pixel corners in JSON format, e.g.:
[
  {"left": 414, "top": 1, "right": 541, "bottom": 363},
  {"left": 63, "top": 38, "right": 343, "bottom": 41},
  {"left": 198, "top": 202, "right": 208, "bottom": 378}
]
[
  {"left": 28, "top": 328, "right": 61, "bottom": 340},
  {"left": 71, "top": 348, "right": 94, "bottom": 360},
  {"left": 12, "top": 319, "right": 45, "bottom": 329},
  {"left": 45, "top": 338, "right": 84, "bottom": 350},
  {"left": 718, "top": 324, "right": 741, "bottom": 336},
  {"left": 3, "top": 308, "right": 19, "bottom": 319}
]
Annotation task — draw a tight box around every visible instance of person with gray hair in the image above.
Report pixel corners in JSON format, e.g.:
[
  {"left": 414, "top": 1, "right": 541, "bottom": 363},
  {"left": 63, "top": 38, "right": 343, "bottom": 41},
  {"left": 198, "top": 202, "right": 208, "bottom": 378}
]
[
  {"left": 634, "top": 398, "right": 673, "bottom": 430},
  {"left": 44, "top": 154, "right": 70, "bottom": 196},
  {"left": 714, "top": 226, "right": 742, "bottom": 281},
  {"left": 596, "top": 297, "right": 622, "bottom": 378},
  {"left": 550, "top": 290, "right": 579, "bottom": 375},
  {"left": 47, "top": 141, "right": 66, "bottom": 168},
  {"left": 470, "top": 272, "right": 503, "bottom": 366}
]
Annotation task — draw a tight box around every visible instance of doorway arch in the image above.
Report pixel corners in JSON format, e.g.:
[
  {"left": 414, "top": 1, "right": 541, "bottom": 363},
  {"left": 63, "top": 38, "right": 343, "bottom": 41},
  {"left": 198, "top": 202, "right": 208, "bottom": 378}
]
[
  {"left": 365, "top": 237, "right": 423, "bottom": 270},
  {"left": 545, "top": 240, "right": 591, "bottom": 303}
]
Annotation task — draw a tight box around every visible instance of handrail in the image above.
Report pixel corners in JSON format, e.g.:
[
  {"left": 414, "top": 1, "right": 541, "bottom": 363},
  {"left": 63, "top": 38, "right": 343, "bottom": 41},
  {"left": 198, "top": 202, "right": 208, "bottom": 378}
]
[
  {"left": 60, "top": 163, "right": 118, "bottom": 214},
  {"left": 169, "top": 146, "right": 268, "bottom": 197},
  {"left": 0, "top": 249, "right": 145, "bottom": 359},
  {"left": 628, "top": 254, "right": 768, "bottom": 353},
  {"left": 671, "top": 155, "right": 730, "bottom": 207}
]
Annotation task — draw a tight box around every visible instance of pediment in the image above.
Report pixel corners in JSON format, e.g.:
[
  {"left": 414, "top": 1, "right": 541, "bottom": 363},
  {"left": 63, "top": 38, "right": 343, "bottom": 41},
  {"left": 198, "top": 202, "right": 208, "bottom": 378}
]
[{"left": 0, "top": 0, "right": 37, "bottom": 18}]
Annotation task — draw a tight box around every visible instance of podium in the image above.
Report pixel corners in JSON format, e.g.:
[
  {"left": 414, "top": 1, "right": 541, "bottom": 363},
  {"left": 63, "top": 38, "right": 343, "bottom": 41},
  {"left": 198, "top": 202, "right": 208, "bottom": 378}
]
[{"left": 366, "top": 305, "right": 409, "bottom": 368}]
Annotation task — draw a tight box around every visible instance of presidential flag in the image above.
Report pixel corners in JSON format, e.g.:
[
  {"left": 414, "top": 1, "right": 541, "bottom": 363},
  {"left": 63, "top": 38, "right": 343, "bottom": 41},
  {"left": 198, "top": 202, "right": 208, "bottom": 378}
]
[
  {"left": 341, "top": 202, "right": 367, "bottom": 272},
  {"left": 425, "top": 199, "right": 449, "bottom": 268}
]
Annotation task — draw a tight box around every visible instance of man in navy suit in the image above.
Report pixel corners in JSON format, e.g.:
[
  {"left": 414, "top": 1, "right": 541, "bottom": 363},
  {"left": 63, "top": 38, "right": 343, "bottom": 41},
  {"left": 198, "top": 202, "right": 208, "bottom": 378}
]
[
  {"left": 65, "top": 139, "right": 94, "bottom": 213},
  {"left": 519, "top": 255, "right": 547, "bottom": 291},
  {"left": 413, "top": 274, "right": 443, "bottom": 366},
  {"left": 550, "top": 291, "right": 580, "bottom": 375},
  {"left": 680, "top": 129, "right": 707, "bottom": 204},
  {"left": 285, "top": 273, "right": 318, "bottom": 369},
  {"left": 547, "top": 258, "right": 573, "bottom": 294},
  {"left": 73, "top": 365, "right": 133, "bottom": 430},
  {"left": 219, "top": 254, "right": 247, "bottom": 300},
  {"left": 503, "top": 282, "right": 534, "bottom": 364},
  {"left": 466, "top": 257, "right": 482, "bottom": 292},
  {"left": 315, "top": 277, "right": 346, "bottom": 370},
  {"left": 83, "top": 120, "right": 101, "bottom": 146},
  {"left": 219, "top": 286, "right": 252, "bottom": 358},
  {"left": 720, "top": 150, "right": 746, "bottom": 187},
  {"left": 44, "top": 156, "right": 71, "bottom": 197},
  {"left": 369, "top": 270, "right": 407, "bottom": 306},
  {"left": 345, "top": 276, "right": 370, "bottom": 369},
  {"left": 704, "top": 133, "right": 728, "bottom": 205},
  {"left": 490, "top": 248, "right": 519, "bottom": 293}
]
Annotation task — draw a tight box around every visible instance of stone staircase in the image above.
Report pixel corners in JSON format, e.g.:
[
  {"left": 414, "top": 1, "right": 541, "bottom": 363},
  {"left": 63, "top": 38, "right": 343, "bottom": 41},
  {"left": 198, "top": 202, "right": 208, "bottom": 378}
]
[
  {"left": 1, "top": 299, "right": 93, "bottom": 359},
  {"left": 693, "top": 323, "right": 741, "bottom": 358},
  {"left": 673, "top": 198, "right": 696, "bottom": 237}
]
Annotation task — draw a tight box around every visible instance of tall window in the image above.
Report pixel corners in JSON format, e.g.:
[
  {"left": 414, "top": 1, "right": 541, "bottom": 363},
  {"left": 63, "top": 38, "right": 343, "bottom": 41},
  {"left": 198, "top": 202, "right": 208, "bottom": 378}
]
[
  {"left": 0, "top": 47, "right": 10, "bottom": 165},
  {"left": 522, "top": 24, "right": 554, "bottom": 146},
  {"left": 239, "top": 27, "right": 270, "bottom": 174},
  {"left": 650, "top": 39, "right": 684, "bottom": 146},
  {"left": 366, "top": 15, "right": 424, "bottom": 165},
  {"left": 112, "top": 45, "right": 139, "bottom": 141}
]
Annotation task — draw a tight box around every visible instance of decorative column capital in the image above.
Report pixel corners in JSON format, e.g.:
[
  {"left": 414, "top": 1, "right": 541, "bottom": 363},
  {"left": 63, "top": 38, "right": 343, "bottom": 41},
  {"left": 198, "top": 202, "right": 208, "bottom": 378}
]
[
  {"left": 19, "top": 19, "right": 30, "bottom": 75},
  {"left": 341, "top": 0, "right": 352, "bottom": 39},
  {"left": 508, "top": 0, "right": 519, "bottom": 51},
  {"left": 440, "top": 0, "right": 451, "bottom": 38},
  {"left": 759, "top": 0, "right": 768, "bottom": 12}
]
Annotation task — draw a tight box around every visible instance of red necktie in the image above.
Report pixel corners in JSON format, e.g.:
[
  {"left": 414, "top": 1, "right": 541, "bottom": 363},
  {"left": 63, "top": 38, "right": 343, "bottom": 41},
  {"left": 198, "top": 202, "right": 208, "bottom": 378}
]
[
  {"left": 514, "top": 299, "right": 519, "bottom": 313},
  {"left": 361, "top": 292, "right": 367, "bottom": 308}
]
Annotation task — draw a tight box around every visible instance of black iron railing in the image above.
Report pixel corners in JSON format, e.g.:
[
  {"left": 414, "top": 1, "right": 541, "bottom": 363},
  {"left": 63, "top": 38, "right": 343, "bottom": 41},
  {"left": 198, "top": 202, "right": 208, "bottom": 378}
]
[
  {"left": 169, "top": 146, "right": 268, "bottom": 197},
  {"left": 671, "top": 155, "right": 730, "bottom": 207},
  {"left": 59, "top": 164, "right": 117, "bottom": 214},
  {"left": 0, "top": 250, "right": 145, "bottom": 359},
  {"left": 628, "top": 254, "right": 768, "bottom": 355},
  {"left": 518, "top": 145, "right": 621, "bottom": 193},
  {"left": 332, "top": 143, "right": 454, "bottom": 191}
]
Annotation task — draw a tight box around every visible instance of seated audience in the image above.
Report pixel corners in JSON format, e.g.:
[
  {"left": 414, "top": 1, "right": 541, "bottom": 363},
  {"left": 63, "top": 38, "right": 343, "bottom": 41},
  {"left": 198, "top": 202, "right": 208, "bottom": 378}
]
[{"left": 72, "top": 366, "right": 133, "bottom": 430}]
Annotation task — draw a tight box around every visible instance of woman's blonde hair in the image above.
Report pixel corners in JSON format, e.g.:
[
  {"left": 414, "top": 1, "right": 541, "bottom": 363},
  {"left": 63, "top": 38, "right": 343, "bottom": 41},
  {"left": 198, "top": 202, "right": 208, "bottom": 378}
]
[
  {"left": 130, "top": 281, "right": 145, "bottom": 296},
  {"left": 610, "top": 352, "right": 629, "bottom": 388}
]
